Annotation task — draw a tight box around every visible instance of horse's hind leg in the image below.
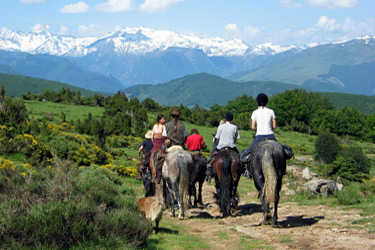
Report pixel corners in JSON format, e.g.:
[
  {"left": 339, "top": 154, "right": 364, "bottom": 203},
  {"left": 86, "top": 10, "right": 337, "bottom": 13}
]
[
  {"left": 172, "top": 182, "right": 184, "bottom": 219},
  {"left": 272, "top": 186, "right": 281, "bottom": 226},
  {"left": 166, "top": 182, "right": 175, "bottom": 217},
  {"left": 263, "top": 202, "right": 272, "bottom": 225},
  {"left": 197, "top": 180, "right": 203, "bottom": 206}
]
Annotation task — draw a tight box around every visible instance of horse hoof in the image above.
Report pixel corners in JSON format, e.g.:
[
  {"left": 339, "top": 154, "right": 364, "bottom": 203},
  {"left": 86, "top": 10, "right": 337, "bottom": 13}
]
[{"left": 178, "top": 215, "right": 184, "bottom": 220}]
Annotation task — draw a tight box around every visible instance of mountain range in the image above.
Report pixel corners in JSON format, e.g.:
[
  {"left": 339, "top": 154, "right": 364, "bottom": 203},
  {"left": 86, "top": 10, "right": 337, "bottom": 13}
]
[{"left": 0, "top": 27, "right": 375, "bottom": 97}]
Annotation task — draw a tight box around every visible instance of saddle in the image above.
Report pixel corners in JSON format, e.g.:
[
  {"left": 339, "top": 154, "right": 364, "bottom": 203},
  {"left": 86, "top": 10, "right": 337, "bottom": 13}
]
[{"left": 210, "top": 147, "right": 239, "bottom": 165}]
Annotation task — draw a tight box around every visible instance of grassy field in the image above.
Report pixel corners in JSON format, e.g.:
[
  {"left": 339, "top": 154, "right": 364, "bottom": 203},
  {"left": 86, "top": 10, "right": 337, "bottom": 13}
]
[{"left": 25, "top": 100, "right": 104, "bottom": 122}]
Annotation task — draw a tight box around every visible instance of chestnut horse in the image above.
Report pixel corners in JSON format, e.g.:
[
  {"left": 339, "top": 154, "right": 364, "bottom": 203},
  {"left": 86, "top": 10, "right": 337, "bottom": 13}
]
[
  {"left": 212, "top": 148, "right": 241, "bottom": 217},
  {"left": 248, "top": 140, "right": 287, "bottom": 226}
]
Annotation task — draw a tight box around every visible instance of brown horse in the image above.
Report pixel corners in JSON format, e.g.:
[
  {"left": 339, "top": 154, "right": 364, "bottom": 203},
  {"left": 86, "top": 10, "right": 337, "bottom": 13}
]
[{"left": 212, "top": 148, "right": 241, "bottom": 217}]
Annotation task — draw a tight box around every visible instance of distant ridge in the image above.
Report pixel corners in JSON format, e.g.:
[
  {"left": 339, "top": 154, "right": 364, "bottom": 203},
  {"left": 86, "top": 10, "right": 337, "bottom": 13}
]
[
  {"left": 0, "top": 73, "right": 99, "bottom": 97},
  {"left": 124, "top": 73, "right": 308, "bottom": 108}
]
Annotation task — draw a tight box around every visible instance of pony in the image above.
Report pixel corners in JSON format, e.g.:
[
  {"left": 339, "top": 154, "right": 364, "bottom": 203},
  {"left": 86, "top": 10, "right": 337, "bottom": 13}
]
[
  {"left": 248, "top": 140, "right": 286, "bottom": 226},
  {"left": 212, "top": 148, "right": 241, "bottom": 217},
  {"left": 188, "top": 153, "right": 207, "bottom": 207},
  {"left": 162, "top": 147, "right": 193, "bottom": 219}
]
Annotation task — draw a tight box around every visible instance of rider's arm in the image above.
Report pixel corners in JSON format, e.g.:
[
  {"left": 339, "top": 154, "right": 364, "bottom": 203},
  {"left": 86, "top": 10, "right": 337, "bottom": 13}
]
[
  {"left": 272, "top": 118, "right": 276, "bottom": 130},
  {"left": 251, "top": 119, "right": 256, "bottom": 131}
]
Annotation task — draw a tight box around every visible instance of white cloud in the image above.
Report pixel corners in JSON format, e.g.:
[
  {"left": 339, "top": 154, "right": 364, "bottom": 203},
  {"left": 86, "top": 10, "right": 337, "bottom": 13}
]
[
  {"left": 224, "top": 23, "right": 238, "bottom": 32},
  {"left": 78, "top": 24, "right": 111, "bottom": 36},
  {"left": 243, "top": 25, "right": 262, "bottom": 38},
  {"left": 278, "top": 0, "right": 302, "bottom": 9},
  {"left": 60, "top": 25, "right": 68, "bottom": 35},
  {"left": 32, "top": 23, "right": 50, "bottom": 32},
  {"left": 96, "top": 0, "right": 133, "bottom": 13},
  {"left": 19, "top": 0, "right": 48, "bottom": 4},
  {"left": 307, "top": 0, "right": 358, "bottom": 9},
  {"left": 139, "top": 0, "right": 184, "bottom": 13},
  {"left": 60, "top": 2, "right": 89, "bottom": 13},
  {"left": 316, "top": 16, "right": 340, "bottom": 31}
]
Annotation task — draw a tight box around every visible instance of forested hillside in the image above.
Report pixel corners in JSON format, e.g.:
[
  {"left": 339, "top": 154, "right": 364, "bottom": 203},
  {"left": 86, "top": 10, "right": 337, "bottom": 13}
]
[
  {"left": 0, "top": 73, "right": 98, "bottom": 97},
  {"left": 125, "top": 72, "right": 308, "bottom": 107}
]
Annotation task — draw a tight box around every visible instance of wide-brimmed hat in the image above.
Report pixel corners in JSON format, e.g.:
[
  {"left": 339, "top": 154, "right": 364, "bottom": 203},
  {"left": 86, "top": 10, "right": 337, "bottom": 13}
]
[
  {"left": 171, "top": 109, "right": 181, "bottom": 117},
  {"left": 145, "top": 130, "right": 152, "bottom": 139}
]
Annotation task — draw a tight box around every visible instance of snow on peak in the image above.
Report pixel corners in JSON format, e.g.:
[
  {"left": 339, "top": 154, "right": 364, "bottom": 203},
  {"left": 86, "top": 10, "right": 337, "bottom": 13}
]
[{"left": 0, "top": 27, "right": 296, "bottom": 57}]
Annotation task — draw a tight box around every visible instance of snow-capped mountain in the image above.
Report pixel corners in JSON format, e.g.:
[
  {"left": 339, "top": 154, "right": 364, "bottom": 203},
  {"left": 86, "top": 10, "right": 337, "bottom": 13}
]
[
  {"left": 0, "top": 27, "right": 294, "bottom": 58},
  {"left": 1, "top": 27, "right": 374, "bottom": 93}
]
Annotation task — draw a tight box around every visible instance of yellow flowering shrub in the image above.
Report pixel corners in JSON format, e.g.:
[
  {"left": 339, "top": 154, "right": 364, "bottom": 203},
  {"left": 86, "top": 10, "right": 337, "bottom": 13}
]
[
  {"left": 0, "top": 158, "right": 15, "bottom": 170},
  {"left": 118, "top": 165, "right": 138, "bottom": 177}
]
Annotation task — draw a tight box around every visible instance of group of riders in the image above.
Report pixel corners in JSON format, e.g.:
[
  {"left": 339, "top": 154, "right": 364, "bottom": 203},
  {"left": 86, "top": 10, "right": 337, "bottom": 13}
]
[{"left": 138, "top": 93, "right": 280, "bottom": 188}]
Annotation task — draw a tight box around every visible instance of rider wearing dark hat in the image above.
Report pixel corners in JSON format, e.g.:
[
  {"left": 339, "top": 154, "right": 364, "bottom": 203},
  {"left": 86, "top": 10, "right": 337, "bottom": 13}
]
[{"left": 154, "top": 109, "right": 187, "bottom": 183}]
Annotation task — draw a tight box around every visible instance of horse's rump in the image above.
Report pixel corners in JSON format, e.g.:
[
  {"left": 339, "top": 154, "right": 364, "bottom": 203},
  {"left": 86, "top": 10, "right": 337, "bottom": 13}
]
[
  {"left": 163, "top": 149, "right": 193, "bottom": 218},
  {"left": 250, "top": 140, "right": 286, "bottom": 225},
  {"left": 212, "top": 149, "right": 241, "bottom": 216}
]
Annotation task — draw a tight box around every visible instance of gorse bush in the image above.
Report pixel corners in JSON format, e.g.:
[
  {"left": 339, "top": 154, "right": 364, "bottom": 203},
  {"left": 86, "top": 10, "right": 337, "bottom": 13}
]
[{"left": 0, "top": 164, "right": 151, "bottom": 249}]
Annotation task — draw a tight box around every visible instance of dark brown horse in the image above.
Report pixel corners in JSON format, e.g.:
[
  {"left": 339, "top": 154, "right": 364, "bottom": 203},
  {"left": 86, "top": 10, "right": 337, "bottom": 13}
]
[
  {"left": 248, "top": 140, "right": 287, "bottom": 226},
  {"left": 212, "top": 148, "right": 241, "bottom": 217},
  {"left": 188, "top": 153, "right": 207, "bottom": 207}
]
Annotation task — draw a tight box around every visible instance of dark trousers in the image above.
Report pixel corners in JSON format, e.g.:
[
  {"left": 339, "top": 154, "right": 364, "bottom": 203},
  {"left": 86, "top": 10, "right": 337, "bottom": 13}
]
[{"left": 241, "top": 134, "right": 277, "bottom": 162}]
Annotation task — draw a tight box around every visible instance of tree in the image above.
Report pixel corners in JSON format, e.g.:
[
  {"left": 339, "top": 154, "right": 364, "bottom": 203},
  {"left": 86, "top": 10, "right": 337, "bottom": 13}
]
[{"left": 269, "top": 89, "right": 334, "bottom": 128}]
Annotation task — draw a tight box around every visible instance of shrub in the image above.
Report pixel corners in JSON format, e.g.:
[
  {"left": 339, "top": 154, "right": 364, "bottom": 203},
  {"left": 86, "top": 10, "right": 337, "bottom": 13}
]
[
  {"left": 0, "top": 165, "right": 151, "bottom": 249},
  {"left": 314, "top": 131, "right": 341, "bottom": 164},
  {"left": 336, "top": 184, "right": 362, "bottom": 205},
  {"left": 327, "top": 146, "right": 371, "bottom": 182},
  {"left": 360, "top": 179, "right": 375, "bottom": 197}
]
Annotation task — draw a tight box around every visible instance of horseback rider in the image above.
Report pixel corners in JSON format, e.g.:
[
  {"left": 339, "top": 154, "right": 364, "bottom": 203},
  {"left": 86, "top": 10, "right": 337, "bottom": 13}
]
[
  {"left": 154, "top": 109, "right": 187, "bottom": 183},
  {"left": 240, "top": 93, "right": 277, "bottom": 165},
  {"left": 206, "top": 112, "right": 240, "bottom": 179},
  {"left": 186, "top": 128, "right": 205, "bottom": 153},
  {"left": 138, "top": 130, "right": 154, "bottom": 169}
]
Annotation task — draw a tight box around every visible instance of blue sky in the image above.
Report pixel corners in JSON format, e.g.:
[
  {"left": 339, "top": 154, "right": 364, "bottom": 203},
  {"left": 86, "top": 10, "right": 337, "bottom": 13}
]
[{"left": 1, "top": 0, "right": 374, "bottom": 45}]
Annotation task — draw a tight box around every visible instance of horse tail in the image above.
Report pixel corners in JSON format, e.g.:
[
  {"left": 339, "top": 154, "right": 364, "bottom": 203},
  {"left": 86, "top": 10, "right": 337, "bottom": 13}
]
[
  {"left": 178, "top": 151, "right": 191, "bottom": 213},
  {"left": 261, "top": 145, "right": 277, "bottom": 206},
  {"left": 220, "top": 151, "right": 232, "bottom": 216}
]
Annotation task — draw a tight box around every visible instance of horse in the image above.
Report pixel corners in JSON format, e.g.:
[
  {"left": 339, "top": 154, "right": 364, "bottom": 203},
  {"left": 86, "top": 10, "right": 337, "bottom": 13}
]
[
  {"left": 212, "top": 148, "right": 241, "bottom": 217},
  {"left": 247, "top": 140, "right": 286, "bottom": 226},
  {"left": 162, "top": 146, "right": 193, "bottom": 219},
  {"left": 188, "top": 153, "right": 207, "bottom": 207}
]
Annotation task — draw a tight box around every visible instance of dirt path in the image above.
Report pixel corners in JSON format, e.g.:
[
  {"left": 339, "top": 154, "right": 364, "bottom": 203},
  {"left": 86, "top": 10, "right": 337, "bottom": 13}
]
[{"left": 162, "top": 183, "right": 375, "bottom": 250}]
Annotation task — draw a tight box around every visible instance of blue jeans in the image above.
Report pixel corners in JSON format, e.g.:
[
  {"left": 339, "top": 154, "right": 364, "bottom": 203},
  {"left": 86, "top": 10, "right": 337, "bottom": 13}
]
[{"left": 241, "top": 134, "right": 277, "bottom": 162}]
